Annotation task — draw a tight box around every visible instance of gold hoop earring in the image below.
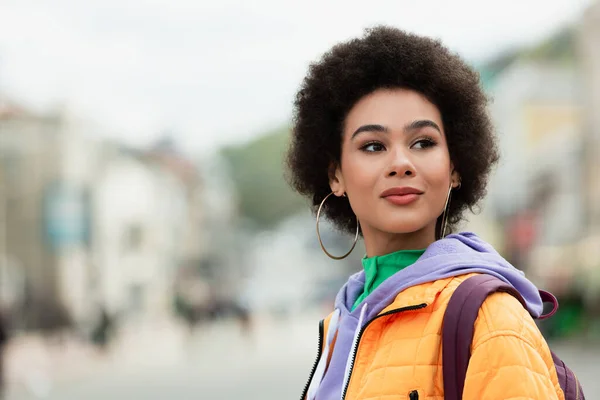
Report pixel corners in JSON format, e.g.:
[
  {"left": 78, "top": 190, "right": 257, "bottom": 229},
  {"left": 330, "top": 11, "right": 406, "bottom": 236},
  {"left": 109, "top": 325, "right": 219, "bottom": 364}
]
[
  {"left": 316, "top": 192, "right": 360, "bottom": 260},
  {"left": 439, "top": 181, "right": 460, "bottom": 239}
]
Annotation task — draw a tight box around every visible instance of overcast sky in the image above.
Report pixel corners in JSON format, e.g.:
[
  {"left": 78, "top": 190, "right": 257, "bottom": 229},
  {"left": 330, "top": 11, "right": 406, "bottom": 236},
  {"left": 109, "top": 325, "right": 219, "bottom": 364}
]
[{"left": 0, "top": 0, "right": 593, "bottom": 155}]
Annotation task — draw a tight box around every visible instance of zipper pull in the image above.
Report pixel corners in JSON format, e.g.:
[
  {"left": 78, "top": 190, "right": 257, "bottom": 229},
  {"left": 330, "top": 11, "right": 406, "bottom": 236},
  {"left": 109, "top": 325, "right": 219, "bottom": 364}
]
[{"left": 409, "top": 390, "right": 419, "bottom": 400}]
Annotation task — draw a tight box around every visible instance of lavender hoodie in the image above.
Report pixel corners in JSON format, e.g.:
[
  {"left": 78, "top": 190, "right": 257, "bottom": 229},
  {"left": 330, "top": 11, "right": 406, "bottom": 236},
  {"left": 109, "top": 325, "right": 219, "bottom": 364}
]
[{"left": 307, "top": 232, "right": 544, "bottom": 400}]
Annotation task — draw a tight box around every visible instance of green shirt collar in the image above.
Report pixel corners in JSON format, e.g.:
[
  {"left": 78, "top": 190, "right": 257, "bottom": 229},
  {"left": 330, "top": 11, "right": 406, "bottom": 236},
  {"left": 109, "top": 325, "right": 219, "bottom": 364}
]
[{"left": 355, "top": 248, "right": 426, "bottom": 309}]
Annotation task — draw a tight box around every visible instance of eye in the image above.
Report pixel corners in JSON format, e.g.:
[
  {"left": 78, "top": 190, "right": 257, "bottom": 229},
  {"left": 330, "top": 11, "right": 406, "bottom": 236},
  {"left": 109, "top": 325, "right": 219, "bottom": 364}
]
[
  {"left": 360, "top": 141, "right": 386, "bottom": 153},
  {"left": 412, "top": 137, "right": 437, "bottom": 150}
]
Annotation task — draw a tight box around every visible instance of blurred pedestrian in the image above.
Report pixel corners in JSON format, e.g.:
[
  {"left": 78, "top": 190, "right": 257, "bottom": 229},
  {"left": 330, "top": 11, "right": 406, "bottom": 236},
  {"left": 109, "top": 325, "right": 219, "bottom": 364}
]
[
  {"left": 286, "top": 26, "right": 583, "bottom": 399},
  {"left": 232, "top": 300, "right": 253, "bottom": 339},
  {"left": 91, "top": 307, "right": 115, "bottom": 353},
  {"left": 0, "top": 309, "right": 9, "bottom": 400}
]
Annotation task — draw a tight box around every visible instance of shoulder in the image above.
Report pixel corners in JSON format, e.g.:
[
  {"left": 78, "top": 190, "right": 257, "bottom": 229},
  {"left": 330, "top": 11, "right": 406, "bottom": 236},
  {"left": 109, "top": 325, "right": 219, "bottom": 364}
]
[
  {"left": 437, "top": 273, "right": 552, "bottom": 357},
  {"left": 463, "top": 290, "right": 563, "bottom": 399},
  {"left": 473, "top": 290, "right": 545, "bottom": 351}
]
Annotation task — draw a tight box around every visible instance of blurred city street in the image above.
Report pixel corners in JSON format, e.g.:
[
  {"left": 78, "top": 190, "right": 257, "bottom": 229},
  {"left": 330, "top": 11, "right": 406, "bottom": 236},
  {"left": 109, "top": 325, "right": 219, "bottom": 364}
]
[
  {"left": 3, "top": 310, "right": 599, "bottom": 400},
  {"left": 1, "top": 1, "right": 600, "bottom": 399},
  {"left": 4, "top": 311, "right": 321, "bottom": 400}
]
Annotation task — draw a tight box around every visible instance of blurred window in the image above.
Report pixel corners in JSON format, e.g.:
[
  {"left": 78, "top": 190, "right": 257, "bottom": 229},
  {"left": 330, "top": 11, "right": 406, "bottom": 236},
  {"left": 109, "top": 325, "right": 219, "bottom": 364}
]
[
  {"left": 123, "top": 224, "right": 144, "bottom": 252},
  {"left": 0, "top": 152, "right": 20, "bottom": 184},
  {"left": 128, "top": 284, "right": 144, "bottom": 313}
]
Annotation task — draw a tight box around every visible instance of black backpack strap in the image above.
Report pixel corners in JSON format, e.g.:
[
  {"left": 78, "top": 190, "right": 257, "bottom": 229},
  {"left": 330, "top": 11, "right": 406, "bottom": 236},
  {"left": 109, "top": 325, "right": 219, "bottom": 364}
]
[{"left": 442, "top": 274, "right": 526, "bottom": 400}]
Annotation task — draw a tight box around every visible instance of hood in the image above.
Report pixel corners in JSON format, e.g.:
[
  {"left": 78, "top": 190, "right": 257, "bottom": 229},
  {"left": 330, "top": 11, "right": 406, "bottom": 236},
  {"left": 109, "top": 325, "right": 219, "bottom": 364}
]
[{"left": 335, "top": 231, "right": 543, "bottom": 321}]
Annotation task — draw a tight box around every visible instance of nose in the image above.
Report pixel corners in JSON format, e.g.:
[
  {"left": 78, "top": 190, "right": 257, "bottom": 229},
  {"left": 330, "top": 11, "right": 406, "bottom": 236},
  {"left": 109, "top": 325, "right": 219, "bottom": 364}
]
[{"left": 386, "top": 147, "right": 416, "bottom": 177}]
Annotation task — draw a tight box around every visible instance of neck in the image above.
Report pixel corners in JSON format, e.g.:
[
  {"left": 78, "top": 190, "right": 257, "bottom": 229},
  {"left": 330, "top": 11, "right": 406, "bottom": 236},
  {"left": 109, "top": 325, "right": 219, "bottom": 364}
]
[{"left": 361, "top": 223, "right": 436, "bottom": 257}]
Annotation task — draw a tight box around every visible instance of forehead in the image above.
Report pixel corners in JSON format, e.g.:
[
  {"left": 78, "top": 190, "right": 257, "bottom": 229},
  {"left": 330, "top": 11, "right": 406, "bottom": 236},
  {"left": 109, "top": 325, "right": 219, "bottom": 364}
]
[{"left": 344, "top": 88, "right": 443, "bottom": 133}]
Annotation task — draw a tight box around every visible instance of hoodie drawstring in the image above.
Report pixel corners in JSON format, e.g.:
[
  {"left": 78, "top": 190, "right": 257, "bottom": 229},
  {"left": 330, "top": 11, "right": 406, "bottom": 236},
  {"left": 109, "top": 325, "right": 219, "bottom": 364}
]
[
  {"left": 342, "top": 303, "right": 368, "bottom": 398},
  {"left": 307, "top": 308, "right": 341, "bottom": 400},
  {"left": 306, "top": 303, "right": 369, "bottom": 400}
]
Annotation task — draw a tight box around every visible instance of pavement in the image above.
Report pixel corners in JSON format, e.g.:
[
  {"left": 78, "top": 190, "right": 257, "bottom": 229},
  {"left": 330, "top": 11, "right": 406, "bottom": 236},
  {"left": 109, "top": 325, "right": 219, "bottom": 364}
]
[
  {"left": 3, "top": 312, "right": 320, "bottom": 400},
  {"left": 2, "top": 310, "right": 599, "bottom": 399}
]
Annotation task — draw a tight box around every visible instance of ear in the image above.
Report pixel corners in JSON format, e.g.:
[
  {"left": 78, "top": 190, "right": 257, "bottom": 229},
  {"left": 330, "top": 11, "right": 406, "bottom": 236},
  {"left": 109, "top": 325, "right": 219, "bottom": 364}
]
[
  {"left": 328, "top": 162, "right": 346, "bottom": 196},
  {"left": 450, "top": 166, "right": 461, "bottom": 189}
]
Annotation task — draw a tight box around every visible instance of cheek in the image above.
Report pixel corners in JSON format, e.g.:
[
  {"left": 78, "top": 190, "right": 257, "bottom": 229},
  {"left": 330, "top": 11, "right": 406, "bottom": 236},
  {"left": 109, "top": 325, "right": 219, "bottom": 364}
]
[
  {"left": 418, "top": 158, "right": 452, "bottom": 211},
  {"left": 340, "top": 154, "right": 379, "bottom": 190},
  {"left": 423, "top": 152, "right": 451, "bottom": 185}
]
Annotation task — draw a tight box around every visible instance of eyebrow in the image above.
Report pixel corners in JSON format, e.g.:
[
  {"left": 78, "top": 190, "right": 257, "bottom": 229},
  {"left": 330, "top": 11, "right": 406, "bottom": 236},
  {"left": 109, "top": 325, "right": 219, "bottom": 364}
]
[{"left": 351, "top": 119, "right": 442, "bottom": 140}]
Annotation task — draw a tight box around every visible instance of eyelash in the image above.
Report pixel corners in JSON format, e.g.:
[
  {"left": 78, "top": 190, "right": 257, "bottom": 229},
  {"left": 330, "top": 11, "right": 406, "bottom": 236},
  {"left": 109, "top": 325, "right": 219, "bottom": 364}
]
[{"left": 360, "top": 136, "right": 437, "bottom": 152}]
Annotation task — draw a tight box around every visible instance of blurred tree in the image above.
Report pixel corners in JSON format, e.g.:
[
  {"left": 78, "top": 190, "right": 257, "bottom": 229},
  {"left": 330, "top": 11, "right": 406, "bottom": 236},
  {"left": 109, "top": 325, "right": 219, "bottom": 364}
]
[
  {"left": 478, "top": 49, "right": 520, "bottom": 92},
  {"left": 524, "top": 26, "right": 575, "bottom": 63},
  {"left": 220, "top": 126, "right": 308, "bottom": 229},
  {"left": 479, "top": 25, "right": 575, "bottom": 92}
]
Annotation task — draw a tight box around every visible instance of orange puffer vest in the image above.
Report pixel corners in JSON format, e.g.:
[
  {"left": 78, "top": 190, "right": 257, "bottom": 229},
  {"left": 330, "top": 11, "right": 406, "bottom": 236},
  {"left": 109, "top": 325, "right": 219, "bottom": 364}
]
[{"left": 304, "top": 273, "right": 564, "bottom": 400}]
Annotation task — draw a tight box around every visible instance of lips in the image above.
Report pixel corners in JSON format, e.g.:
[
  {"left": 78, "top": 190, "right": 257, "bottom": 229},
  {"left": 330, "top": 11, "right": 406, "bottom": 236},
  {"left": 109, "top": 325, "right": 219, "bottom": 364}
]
[
  {"left": 380, "top": 186, "right": 423, "bottom": 206},
  {"left": 380, "top": 187, "right": 424, "bottom": 197}
]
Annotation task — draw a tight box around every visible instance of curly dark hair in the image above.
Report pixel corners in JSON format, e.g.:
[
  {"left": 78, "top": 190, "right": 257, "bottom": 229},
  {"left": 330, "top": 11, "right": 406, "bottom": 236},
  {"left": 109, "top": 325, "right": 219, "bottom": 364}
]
[{"left": 286, "top": 26, "right": 499, "bottom": 237}]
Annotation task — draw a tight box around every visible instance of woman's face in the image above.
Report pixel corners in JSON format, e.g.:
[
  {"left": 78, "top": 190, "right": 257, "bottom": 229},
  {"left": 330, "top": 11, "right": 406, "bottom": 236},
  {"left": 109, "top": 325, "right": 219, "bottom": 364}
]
[{"left": 330, "top": 88, "right": 460, "bottom": 252}]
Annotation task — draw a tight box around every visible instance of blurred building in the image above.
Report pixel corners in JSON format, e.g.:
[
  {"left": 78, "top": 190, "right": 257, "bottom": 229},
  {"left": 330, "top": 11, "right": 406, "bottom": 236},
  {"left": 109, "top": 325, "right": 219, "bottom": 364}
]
[
  {"left": 479, "top": 4, "right": 600, "bottom": 302},
  {"left": 579, "top": 0, "right": 600, "bottom": 234},
  {"left": 0, "top": 100, "right": 209, "bottom": 331},
  {"left": 191, "top": 154, "right": 240, "bottom": 294},
  {"left": 576, "top": 0, "right": 600, "bottom": 304},
  {"left": 243, "top": 212, "right": 360, "bottom": 316},
  {"left": 486, "top": 59, "right": 582, "bottom": 237},
  {"left": 476, "top": 37, "right": 587, "bottom": 296},
  {"left": 92, "top": 143, "right": 184, "bottom": 322},
  {"left": 0, "top": 101, "right": 95, "bottom": 330},
  {"left": 145, "top": 137, "right": 207, "bottom": 287}
]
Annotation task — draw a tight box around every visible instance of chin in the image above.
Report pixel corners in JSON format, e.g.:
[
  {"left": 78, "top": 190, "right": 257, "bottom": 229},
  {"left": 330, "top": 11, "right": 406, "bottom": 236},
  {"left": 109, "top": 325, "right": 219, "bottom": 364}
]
[{"left": 377, "top": 220, "right": 430, "bottom": 235}]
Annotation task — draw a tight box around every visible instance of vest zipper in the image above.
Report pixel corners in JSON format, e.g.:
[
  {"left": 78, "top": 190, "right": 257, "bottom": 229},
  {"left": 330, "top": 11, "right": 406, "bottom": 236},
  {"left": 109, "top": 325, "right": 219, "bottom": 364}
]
[
  {"left": 409, "top": 390, "right": 419, "bottom": 400},
  {"left": 341, "top": 303, "right": 427, "bottom": 400},
  {"left": 300, "top": 319, "right": 324, "bottom": 400}
]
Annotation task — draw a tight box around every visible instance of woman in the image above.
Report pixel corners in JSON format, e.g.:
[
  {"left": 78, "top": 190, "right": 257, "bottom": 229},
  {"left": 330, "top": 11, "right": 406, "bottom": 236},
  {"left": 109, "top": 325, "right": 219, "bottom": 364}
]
[{"left": 286, "top": 27, "right": 565, "bottom": 399}]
